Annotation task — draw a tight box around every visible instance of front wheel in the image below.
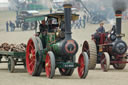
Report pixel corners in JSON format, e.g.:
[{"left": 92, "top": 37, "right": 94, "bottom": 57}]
[
  {"left": 45, "top": 51, "right": 55, "bottom": 79},
  {"left": 78, "top": 52, "right": 89, "bottom": 79},
  {"left": 101, "top": 52, "right": 110, "bottom": 72}
]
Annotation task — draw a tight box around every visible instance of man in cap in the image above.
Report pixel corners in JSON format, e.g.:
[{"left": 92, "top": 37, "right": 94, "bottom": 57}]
[
  {"left": 96, "top": 22, "right": 105, "bottom": 33},
  {"left": 94, "top": 22, "right": 106, "bottom": 45},
  {"left": 39, "top": 20, "right": 48, "bottom": 35}
]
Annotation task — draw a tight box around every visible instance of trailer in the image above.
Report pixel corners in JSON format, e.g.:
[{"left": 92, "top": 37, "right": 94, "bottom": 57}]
[{"left": 0, "top": 51, "right": 26, "bottom": 73}]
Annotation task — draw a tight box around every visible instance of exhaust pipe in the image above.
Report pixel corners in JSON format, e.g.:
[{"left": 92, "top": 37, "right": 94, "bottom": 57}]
[
  {"left": 52, "top": 4, "right": 78, "bottom": 56},
  {"left": 63, "top": 4, "right": 72, "bottom": 40},
  {"left": 115, "top": 10, "right": 122, "bottom": 36}
]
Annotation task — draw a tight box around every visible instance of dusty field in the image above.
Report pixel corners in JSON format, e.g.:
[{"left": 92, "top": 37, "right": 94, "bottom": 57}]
[{"left": 0, "top": 11, "right": 128, "bottom": 85}]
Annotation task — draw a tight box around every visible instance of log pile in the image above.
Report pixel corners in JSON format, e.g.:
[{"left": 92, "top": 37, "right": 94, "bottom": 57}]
[{"left": 0, "top": 43, "right": 26, "bottom": 52}]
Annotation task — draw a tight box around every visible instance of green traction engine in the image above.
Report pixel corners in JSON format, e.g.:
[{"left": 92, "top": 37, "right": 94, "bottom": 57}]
[{"left": 25, "top": 4, "right": 89, "bottom": 79}]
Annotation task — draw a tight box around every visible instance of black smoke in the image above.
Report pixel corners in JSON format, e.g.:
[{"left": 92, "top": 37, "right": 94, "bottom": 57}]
[{"left": 112, "top": 0, "right": 128, "bottom": 12}]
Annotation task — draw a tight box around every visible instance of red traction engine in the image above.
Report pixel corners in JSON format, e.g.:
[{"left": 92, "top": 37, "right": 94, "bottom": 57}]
[{"left": 82, "top": 10, "right": 128, "bottom": 71}]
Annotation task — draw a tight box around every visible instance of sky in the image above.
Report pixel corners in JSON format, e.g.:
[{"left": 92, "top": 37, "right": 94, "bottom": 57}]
[{"left": 0, "top": 0, "right": 8, "bottom": 3}]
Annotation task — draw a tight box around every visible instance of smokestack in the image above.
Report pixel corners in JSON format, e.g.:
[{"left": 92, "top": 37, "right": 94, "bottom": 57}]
[
  {"left": 115, "top": 10, "right": 122, "bottom": 36},
  {"left": 112, "top": 0, "right": 128, "bottom": 38},
  {"left": 63, "top": 4, "right": 72, "bottom": 40}
]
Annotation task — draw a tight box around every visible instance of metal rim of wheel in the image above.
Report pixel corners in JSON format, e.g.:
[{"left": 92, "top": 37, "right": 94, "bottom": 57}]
[
  {"left": 8, "top": 57, "right": 15, "bottom": 73},
  {"left": 35, "top": 37, "right": 43, "bottom": 75},
  {"left": 26, "top": 39, "right": 36, "bottom": 75},
  {"left": 113, "top": 57, "right": 126, "bottom": 70},
  {"left": 45, "top": 51, "right": 55, "bottom": 79},
  {"left": 59, "top": 56, "right": 76, "bottom": 76},
  {"left": 78, "top": 52, "right": 89, "bottom": 79},
  {"left": 82, "top": 40, "right": 97, "bottom": 69},
  {"left": 26, "top": 37, "right": 43, "bottom": 76},
  {"left": 101, "top": 52, "right": 110, "bottom": 72}
]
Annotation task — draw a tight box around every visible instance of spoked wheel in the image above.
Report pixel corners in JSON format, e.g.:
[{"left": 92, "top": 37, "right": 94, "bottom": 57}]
[
  {"left": 45, "top": 51, "right": 55, "bottom": 79},
  {"left": 101, "top": 52, "right": 110, "bottom": 72},
  {"left": 8, "top": 57, "right": 15, "bottom": 73},
  {"left": 59, "top": 56, "right": 76, "bottom": 76},
  {"left": 78, "top": 52, "right": 89, "bottom": 79},
  {"left": 26, "top": 37, "right": 43, "bottom": 76},
  {"left": 113, "top": 58, "right": 126, "bottom": 70},
  {"left": 82, "top": 40, "right": 97, "bottom": 69}
]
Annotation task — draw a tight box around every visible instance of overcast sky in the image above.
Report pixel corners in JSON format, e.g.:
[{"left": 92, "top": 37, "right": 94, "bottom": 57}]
[{"left": 0, "top": 0, "right": 8, "bottom": 3}]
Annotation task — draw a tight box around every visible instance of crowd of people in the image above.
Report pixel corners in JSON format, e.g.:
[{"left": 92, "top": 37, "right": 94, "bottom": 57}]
[
  {"left": 6, "top": 21, "right": 15, "bottom": 32},
  {"left": 72, "top": 15, "right": 86, "bottom": 29}
]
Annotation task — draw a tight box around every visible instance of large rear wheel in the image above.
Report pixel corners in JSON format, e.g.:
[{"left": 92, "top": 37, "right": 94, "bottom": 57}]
[
  {"left": 78, "top": 52, "right": 89, "bottom": 79},
  {"left": 82, "top": 40, "right": 97, "bottom": 69},
  {"left": 26, "top": 37, "right": 43, "bottom": 76}
]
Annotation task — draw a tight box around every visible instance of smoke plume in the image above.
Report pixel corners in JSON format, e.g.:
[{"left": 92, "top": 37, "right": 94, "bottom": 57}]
[{"left": 112, "top": 0, "right": 128, "bottom": 12}]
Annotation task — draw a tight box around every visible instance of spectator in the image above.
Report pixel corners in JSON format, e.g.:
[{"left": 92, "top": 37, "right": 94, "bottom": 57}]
[
  {"left": 6, "top": 21, "right": 9, "bottom": 32},
  {"left": 9, "top": 21, "right": 15, "bottom": 32},
  {"left": 83, "top": 15, "right": 86, "bottom": 28},
  {"left": 50, "top": 8, "right": 52, "bottom": 14}
]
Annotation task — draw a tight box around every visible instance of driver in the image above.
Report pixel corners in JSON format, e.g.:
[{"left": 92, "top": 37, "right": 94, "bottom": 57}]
[
  {"left": 39, "top": 20, "right": 48, "bottom": 48},
  {"left": 39, "top": 20, "right": 48, "bottom": 34},
  {"left": 94, "top": 22, "right": 106, "bottom": 44},
  {"left": 48, "top": 18, "right": 58, "bottom": 32},
  {"left": 96, "top": 22, "right": 105, "bottom": 33}
]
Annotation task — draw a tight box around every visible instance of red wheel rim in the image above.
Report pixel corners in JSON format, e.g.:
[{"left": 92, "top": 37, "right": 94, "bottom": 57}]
[
  {"left": 101, "top": 54, "right": 106, "bottom": 70},
  {"left": 45, "top": 53, "right": 51, "bottom": 78},
  {"left": 82, "top": 41, "right": 90, "bottom": 56},
  {"left": 26, "top": 39, "right": 36, "bottom": 75},
  {"left": 78, "top": 54, "right": 85, "bottom": 78}
]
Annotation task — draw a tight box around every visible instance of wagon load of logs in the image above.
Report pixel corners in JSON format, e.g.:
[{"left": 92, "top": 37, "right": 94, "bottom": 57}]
[{"left": 0, "top": 43, "right": 26, "bottom": 52}]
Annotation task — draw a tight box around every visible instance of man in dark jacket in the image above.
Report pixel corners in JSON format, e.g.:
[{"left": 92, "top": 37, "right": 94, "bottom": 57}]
[
  {"left": 94, "top": 22, "right": 105, "bottom": 45},
  {"left": 39, "top": 20, "right": 48, "bottom": 34},
  {"left": 96, "top": 22, "right": 105, "bottom": 33},
  {"left": 39, "top": 20, "right": 48, "bottom": 48}
]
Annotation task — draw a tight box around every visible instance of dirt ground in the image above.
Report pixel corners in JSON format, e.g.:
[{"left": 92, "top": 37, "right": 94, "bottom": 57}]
[{"left": 0, "top": 11, "right": 128, "bottom": 85}]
